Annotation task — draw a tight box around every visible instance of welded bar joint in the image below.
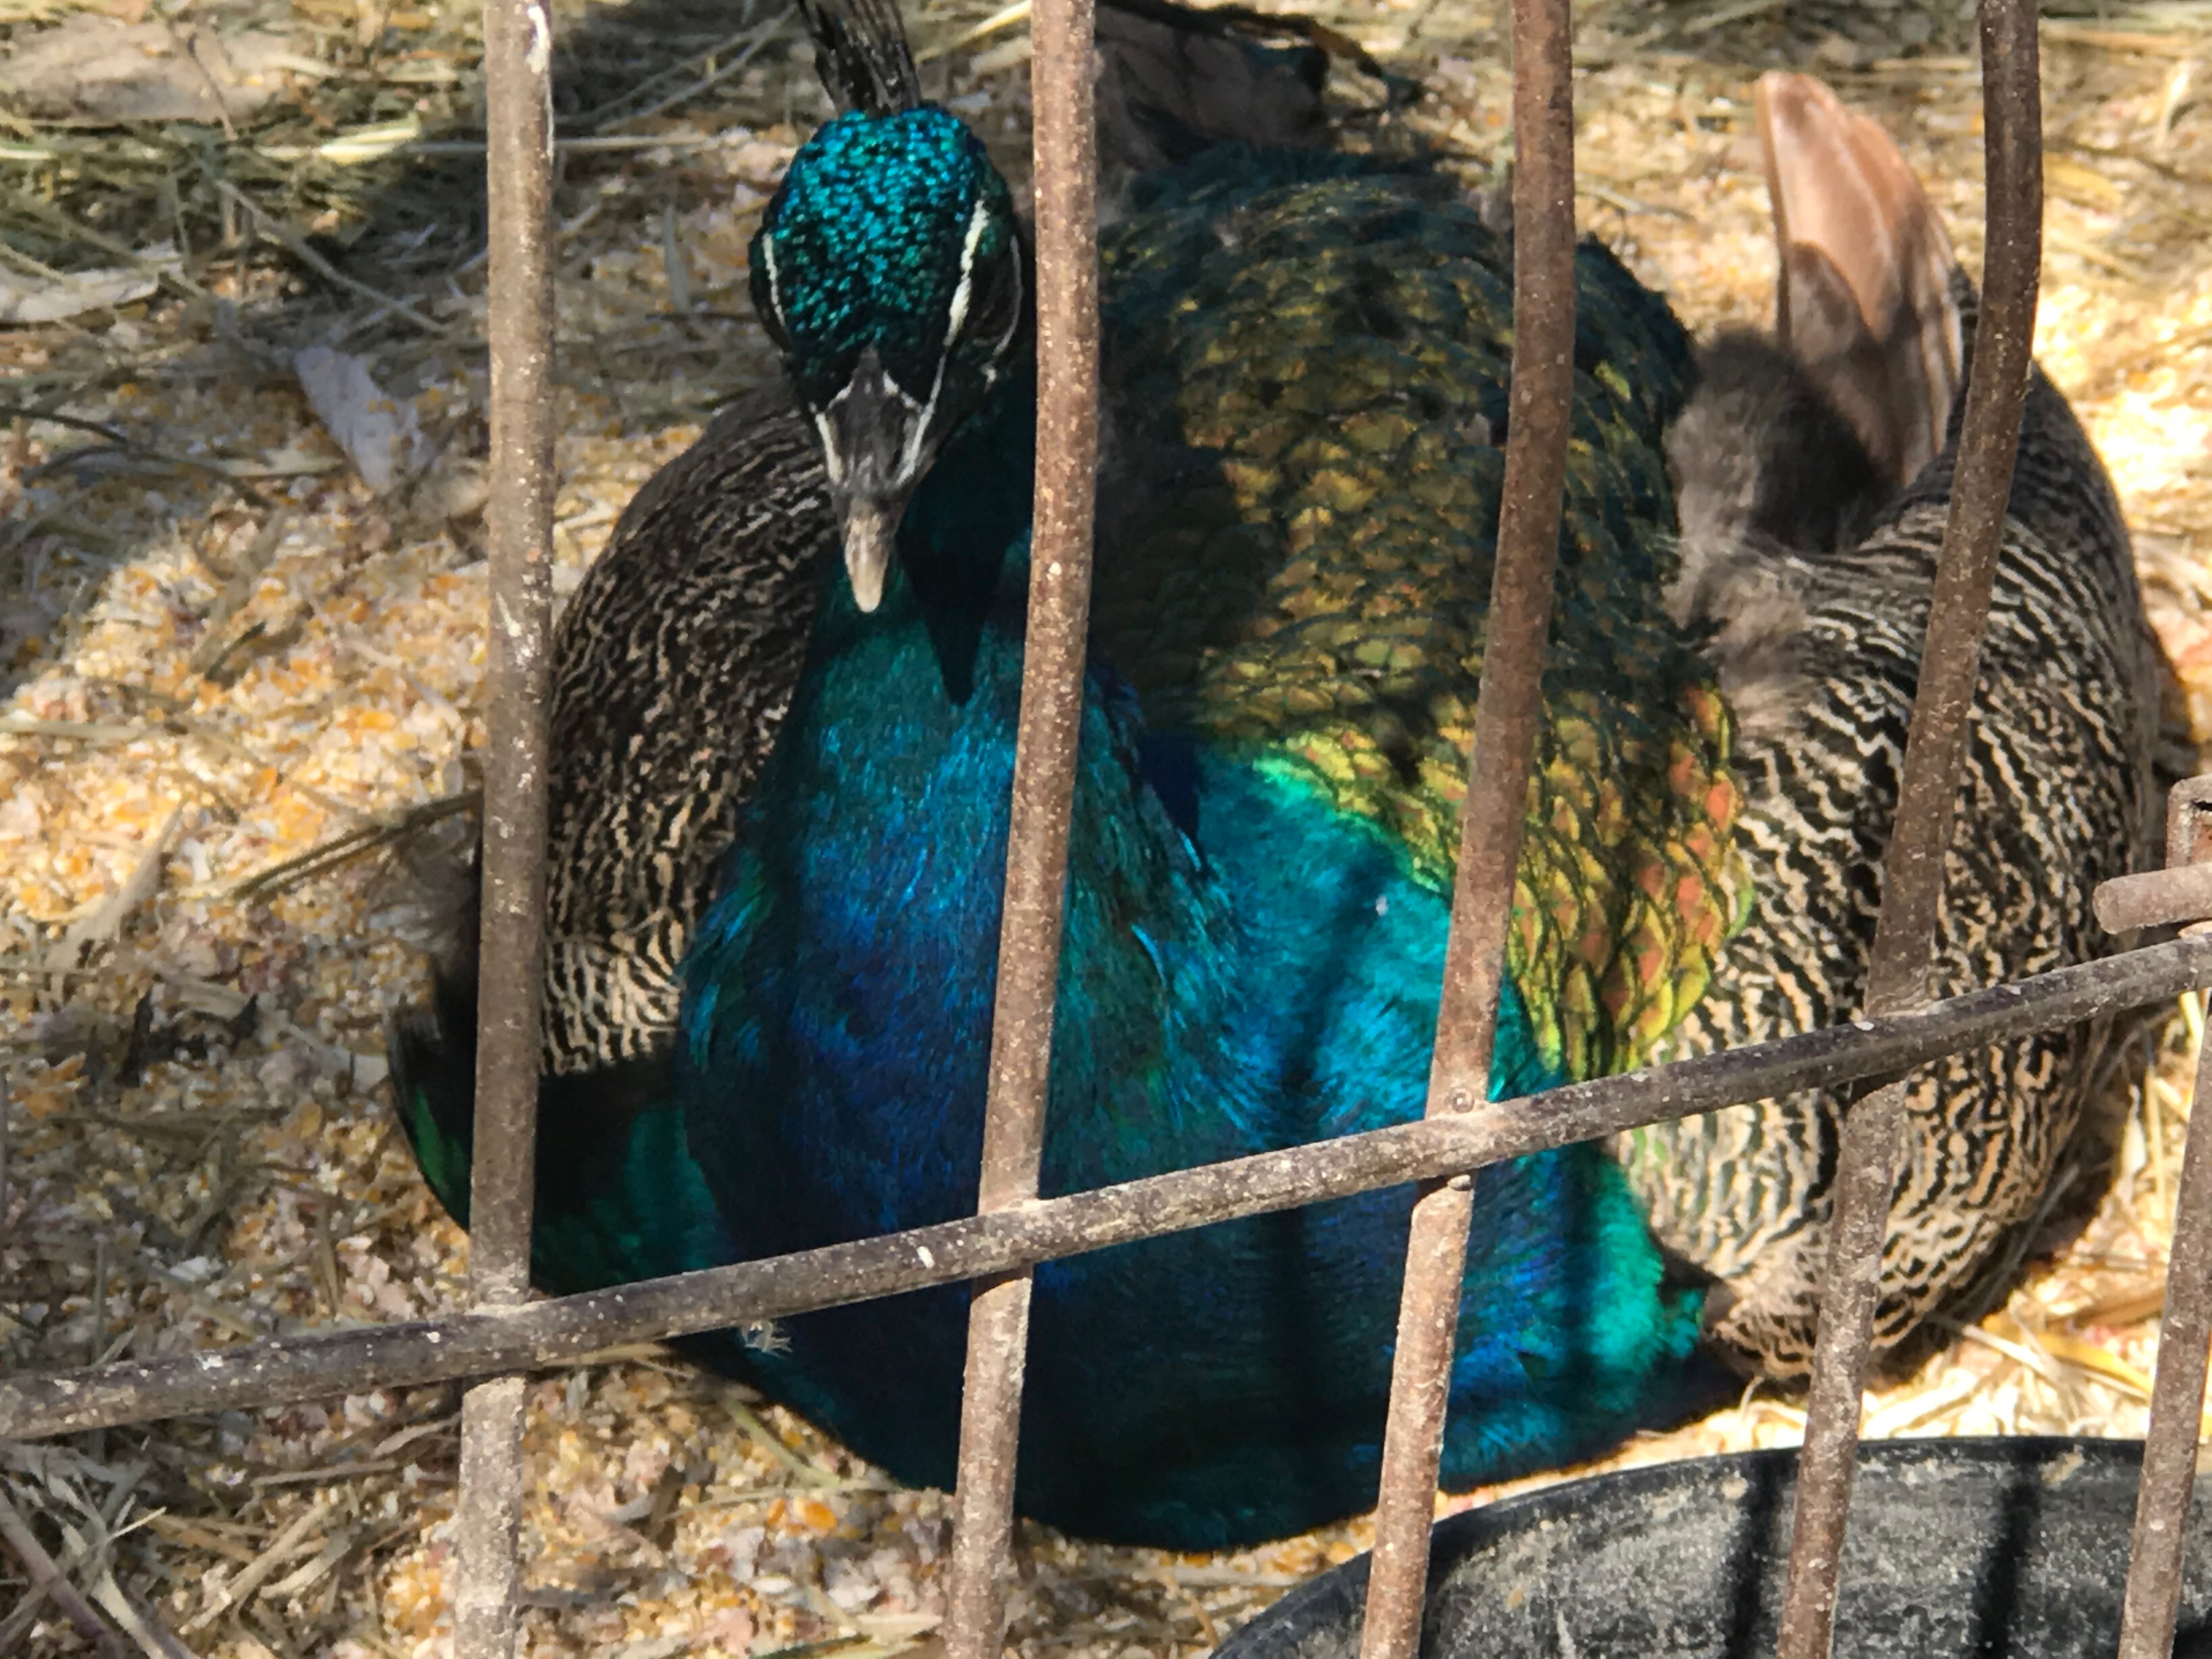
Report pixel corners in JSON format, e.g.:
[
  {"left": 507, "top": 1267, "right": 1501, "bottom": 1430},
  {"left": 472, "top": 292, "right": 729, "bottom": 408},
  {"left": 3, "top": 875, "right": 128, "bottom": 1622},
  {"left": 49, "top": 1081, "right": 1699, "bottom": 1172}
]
[
  {"left": 1774, "top": 5, "right": 2044, "bottom": 1656},
  {"left": 455, "top": 0, "right": 558, "bottom": 1655},
  {"left": 2101, "top": 780, "right": 2212, "bottom": 934},
  {"left": 939, "top": 0, "right": 1099, "bottom": 1655},
  {"left": 1358, "top": 6, "right": 1577, "bottom": 1657},
  {"left": 2115, "top": 777, "right": 2212, "bottom": 1659}
]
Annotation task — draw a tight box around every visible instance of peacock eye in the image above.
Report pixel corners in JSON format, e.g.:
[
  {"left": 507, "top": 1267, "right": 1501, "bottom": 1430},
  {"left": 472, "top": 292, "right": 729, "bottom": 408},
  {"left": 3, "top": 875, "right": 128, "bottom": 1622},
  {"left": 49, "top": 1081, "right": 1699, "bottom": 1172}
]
[
  {"left": 960, "top": 245, "right": 1020, "bottom": 361},
  {"left": 758, "top": 298, "right": 792, "bottom": 356}
]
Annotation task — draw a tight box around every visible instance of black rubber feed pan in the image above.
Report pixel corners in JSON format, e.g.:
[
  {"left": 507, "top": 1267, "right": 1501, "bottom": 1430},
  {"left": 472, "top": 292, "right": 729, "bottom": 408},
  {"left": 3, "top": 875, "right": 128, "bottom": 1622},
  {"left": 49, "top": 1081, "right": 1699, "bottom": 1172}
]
[{"left": 1214, "top": 1439, "right": 2212, "bottom": 1658}]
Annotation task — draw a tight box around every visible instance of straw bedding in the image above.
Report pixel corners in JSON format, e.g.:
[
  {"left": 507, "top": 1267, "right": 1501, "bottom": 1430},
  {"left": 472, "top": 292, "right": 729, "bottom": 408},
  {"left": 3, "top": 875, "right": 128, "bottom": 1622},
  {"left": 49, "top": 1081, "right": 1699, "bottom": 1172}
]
[{"left": 3, "top": 0, "right": 2212, "bottom": 1651}]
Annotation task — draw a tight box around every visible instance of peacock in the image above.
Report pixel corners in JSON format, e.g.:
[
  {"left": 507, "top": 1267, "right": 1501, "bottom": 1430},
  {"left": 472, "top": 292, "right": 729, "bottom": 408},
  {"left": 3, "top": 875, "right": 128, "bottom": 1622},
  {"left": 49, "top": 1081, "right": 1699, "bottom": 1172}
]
[
  {"left": 387, "top": 0, "right": 1352, "bottom": 1310},
  {"left": 387, "top": 0, "right": 2158, "bottom": 1547}
]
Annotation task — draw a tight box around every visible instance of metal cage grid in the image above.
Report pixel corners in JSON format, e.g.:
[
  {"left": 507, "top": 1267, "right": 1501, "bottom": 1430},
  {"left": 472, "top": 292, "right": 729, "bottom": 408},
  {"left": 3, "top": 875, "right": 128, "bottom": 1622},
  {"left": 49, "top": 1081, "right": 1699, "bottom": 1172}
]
[{"left": 8, "top": 1, "right": 2212, "bottom": 1656}]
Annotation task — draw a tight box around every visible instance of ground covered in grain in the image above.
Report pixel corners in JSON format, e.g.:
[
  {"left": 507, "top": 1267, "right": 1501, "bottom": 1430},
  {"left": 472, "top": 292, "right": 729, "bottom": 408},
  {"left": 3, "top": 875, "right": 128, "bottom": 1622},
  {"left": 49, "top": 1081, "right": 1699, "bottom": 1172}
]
[{"left": 5, "top": 0, "right": 2212, "bottom": 1654}]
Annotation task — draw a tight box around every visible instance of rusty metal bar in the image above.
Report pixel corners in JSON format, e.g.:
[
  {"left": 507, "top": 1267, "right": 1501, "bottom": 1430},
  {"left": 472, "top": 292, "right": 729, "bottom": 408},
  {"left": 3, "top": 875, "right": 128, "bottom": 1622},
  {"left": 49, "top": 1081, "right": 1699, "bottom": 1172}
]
[
  {"left": 939, "top": 0, "right": 1099, "bottom": 1652},
  {"left": 454, "top": 0, "right": 558, "bottom": 1655},
  {"left": 1774, "top": 4, "right": 2042, "bottom": 1655},
  {"left": 2097, "top": 865, "right": 2212, "bottom": 935},
  {"left": 1357, "top": 3, "right": 1577, "bottom": 1657},
  {"left": 2101, "top": 778, "right": 2212, "bottom": 933},
  {"left": 2117, "top": 780, "right": 2212, "bottom": 1659},
  {"left": 2117, "top": 1020, "right": 2212, "bottom": 1658},
  {"left": 5, "top": 935, "right": 2208, "bottom": 1445}
]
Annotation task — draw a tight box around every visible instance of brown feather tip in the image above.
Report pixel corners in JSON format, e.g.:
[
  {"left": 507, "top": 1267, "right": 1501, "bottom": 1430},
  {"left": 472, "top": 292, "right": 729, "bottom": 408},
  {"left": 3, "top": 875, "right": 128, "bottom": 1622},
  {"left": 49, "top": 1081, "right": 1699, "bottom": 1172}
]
[{"left": 1754, "top": 70, "right": 1963, "bottom": 489}]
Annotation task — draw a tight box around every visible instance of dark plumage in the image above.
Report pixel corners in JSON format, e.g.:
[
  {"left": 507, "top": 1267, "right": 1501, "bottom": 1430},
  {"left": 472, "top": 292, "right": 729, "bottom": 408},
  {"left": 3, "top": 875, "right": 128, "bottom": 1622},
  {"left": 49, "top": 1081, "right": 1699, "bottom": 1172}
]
[
  {"left": 798, "top": 0, "right": 923, "bottom": 117},
  {"left": 388, "top": 386, "right": 826, "bottom": 1292}
]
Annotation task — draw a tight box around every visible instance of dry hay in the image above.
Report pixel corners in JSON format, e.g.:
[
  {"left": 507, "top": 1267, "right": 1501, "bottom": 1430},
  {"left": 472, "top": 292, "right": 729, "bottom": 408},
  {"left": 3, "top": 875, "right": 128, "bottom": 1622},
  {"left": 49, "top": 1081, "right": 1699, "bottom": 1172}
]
[{"left": 3, "top": 0, "right": 2212, "bottom": 1654}]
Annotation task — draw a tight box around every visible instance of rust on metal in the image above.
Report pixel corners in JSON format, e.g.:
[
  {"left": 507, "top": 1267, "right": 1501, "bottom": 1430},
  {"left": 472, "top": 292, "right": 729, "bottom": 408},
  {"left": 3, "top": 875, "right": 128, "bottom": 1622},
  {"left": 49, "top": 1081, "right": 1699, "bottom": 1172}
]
[
  {"left": 454, "top": 0, "right": 558, "bottom": 1653},
  {"left": 2103, "top": 777, "right": 2212, "bottom": 933},
  {"left": 2169, "top": 776, "right": 2212, "bottom": 871},
  {"left": 2096, "top": 864, "right": 2212, "bottom": 936},
  {"left": 2117, "top": 1039, "right": 2212, "bottom": 1659},
  {"left": 6, "top": 936, "right": 2212, "bottom": 1444},
  {"left": 1363, "top": 4, "right": 1579, "bottom": 1652},
  {"left": 1774, "top": 4, "right": 2044, "bottom": 1656},
  {"left": 455, "top": 1376, "right": 530, "bottom": 1658},
  {"left": 2116, "top": 781, "right": 2212, "bottom": 1658},
  {"left": 940, "top": 0, "right": 1099, "bottom": 1652}
]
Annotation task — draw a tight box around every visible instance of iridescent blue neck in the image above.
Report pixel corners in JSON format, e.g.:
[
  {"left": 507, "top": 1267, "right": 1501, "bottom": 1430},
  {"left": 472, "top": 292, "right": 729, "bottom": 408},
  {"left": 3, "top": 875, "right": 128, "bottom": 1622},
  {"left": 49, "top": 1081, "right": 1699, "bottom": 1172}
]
[{"left": 904, "top": 352, "right": 1037, "bottom": 588}]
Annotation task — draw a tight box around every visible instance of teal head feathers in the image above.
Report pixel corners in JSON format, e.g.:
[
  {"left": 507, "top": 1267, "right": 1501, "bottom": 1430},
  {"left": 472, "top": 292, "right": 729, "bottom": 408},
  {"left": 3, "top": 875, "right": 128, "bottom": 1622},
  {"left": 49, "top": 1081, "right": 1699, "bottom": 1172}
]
[{"left": 751, "top": 0, "right": 1028, "bottom": 611}]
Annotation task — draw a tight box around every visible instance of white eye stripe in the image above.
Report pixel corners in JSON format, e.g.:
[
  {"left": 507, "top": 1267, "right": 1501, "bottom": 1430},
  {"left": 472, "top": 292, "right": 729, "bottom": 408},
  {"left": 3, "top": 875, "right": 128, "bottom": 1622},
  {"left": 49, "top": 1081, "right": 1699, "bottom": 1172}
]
[
  {"left": 760, "top": 234, "right": 786, "bottom": 331},
  {"left": 996, "top": 244, "right": 1022, "bottom": 355},
  {"left": 898, "top": 197, "right": 998, "bottom": 477},
  {"left": 907, "top": 365, "right": 947, "bottom": 478},
  {"left": 978, "top": 234, "right": 1021, "bottom": 392},
  {"left": 943, "top": 196, "right": 992, "bottom": 345}
]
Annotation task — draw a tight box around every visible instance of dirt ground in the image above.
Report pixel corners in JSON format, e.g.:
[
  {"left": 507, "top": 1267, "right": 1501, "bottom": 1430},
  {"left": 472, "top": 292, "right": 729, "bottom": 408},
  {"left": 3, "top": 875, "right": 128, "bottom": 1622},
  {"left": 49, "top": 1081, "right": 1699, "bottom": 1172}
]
[{"left": 5, "top": 0, "right": 2212, "bottom": 1654}]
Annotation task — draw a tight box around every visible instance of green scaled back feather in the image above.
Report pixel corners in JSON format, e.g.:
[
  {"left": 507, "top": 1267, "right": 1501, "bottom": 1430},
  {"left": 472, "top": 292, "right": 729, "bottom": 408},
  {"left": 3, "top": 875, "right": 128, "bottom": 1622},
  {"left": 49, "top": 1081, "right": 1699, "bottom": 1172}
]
[{"left": 1094, "top": 161, "right": 1747, "bottom": 1083}]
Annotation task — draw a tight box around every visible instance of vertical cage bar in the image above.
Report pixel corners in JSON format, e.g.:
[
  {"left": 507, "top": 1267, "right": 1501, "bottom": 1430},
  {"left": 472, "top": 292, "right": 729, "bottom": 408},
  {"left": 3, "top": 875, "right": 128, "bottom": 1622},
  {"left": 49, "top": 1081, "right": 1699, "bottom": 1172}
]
[
  {"left": 2118, "top": 995, "right": 2212, "bottom": 1659},
  {"left": 1773, "top": 4, "right": 2042, "bottom": 1655},
  {"left": 1356, "top": 4, "right": 1578, "bottom": 1657},
  {"left": 939, "top": 0, "right": 1099, "bottom": 1652},
  {"left": 454, "top": 0, "right": 558, "bottom": 1655},
  {"left": 2115, "top": 786, "right": 2212, "bottom": 1658}
]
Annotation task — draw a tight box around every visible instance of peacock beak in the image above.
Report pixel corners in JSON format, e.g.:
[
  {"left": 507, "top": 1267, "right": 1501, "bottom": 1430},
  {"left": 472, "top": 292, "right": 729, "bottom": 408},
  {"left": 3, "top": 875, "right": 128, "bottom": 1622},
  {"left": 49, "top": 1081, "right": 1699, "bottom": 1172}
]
[
  {"left": 838, "top": 495, "right": 902, "bottom": 614},
  {"left": 820, "top": 349, "right": 929, "bottom": 613}
]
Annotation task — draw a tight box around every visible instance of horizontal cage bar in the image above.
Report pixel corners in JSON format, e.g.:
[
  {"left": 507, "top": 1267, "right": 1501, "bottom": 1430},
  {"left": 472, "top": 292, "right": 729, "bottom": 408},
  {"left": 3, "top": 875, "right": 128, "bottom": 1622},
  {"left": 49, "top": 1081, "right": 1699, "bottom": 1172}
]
[{"left": 3, "top": 933, "right": 2205, "bottom": 1445}]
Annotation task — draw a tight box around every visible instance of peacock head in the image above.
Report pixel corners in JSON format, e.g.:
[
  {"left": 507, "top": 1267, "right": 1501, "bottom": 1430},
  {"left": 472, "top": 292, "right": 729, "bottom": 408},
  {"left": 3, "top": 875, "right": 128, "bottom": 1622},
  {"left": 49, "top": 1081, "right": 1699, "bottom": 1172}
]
[{"left": 752, "top": 98, "right": 1028, "bottom": 613}]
